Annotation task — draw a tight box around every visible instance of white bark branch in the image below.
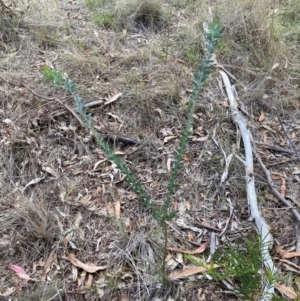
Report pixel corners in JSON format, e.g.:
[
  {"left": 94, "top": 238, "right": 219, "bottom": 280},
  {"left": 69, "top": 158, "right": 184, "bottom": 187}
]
[{"left": 219, "top": 70, "right": 276, "bottom": 300}]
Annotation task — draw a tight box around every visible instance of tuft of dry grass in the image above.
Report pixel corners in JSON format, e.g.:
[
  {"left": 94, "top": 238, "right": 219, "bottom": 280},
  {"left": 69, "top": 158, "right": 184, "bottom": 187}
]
[
  {"left": 86, "top": 0, "right": 167, "bottom": 31},
  {"left": 60, "top": 49, "right": 108, "bottom": 78},
  {"left": 115, "top": 0, "right": 167, "bottom": 31},
  {"left": 16, "top": 198, "right": 60, "bottom": 243},
  {"left": 214, "top": 0, "right": 282, "bottom": 67}
]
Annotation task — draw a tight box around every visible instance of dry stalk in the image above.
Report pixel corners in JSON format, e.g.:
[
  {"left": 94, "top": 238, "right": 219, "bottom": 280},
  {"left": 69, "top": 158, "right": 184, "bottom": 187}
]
[{"left": 219, "top": 70, "right": 276, "bottom": 300}]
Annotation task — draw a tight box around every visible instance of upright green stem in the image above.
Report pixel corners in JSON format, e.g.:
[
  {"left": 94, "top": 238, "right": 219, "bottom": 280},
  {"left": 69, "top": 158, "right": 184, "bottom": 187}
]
[
  {"left": 161, "top": 219, "right": 169, "bottom": 288},
  {"left": 160, "top": 21, "right": 222, "bottom": 280}
]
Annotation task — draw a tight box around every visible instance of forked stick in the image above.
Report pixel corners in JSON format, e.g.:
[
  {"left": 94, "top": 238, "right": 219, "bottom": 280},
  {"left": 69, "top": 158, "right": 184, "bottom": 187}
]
[{"left": 219, "top": 70, "right": 276, "bottom": 300}]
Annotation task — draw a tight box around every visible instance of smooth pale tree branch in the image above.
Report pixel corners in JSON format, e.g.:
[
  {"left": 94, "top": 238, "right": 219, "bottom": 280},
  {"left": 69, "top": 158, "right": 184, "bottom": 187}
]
[{"left": 219, "top": 70, "right": 276, "bottom": 301}]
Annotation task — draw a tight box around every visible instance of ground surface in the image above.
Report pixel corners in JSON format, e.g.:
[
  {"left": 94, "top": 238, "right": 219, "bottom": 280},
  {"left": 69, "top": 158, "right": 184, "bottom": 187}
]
[{"left": 1, "top": 0, "right": 300, "bottom": 300}]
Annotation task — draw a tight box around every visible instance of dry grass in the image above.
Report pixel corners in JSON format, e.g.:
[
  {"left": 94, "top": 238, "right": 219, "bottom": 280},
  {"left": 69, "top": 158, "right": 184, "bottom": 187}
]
[
  {"left": 1, "top": 0, "right": 300, "bottom": 300},
  {"left": 214, "top": 0, "right": 281, "bottom": 67},
  {"left": 115, "top": 0, "right": 167, "bottom": 31}
]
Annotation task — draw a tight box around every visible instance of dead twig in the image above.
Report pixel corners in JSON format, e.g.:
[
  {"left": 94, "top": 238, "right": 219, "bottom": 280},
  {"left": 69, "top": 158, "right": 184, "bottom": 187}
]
[
  {"left": 0, "top": 73, "right": 17, "bottom": 85},
  {"left": 20, "top": 81, "right": 83, "bottom": 125},
  {"left": 255, "top": 141, "right": 296, "bottom": 156},
  {"left": 266, "top": 158, "right": 299, "bottom": 166},
  {"left": 219, "top": 197, "right": 234, "bottom": 238},
  {"left": 19, "top": 82, "right": 83, "bottom": 125},
  {"left": 53, "top": 98, "right": 83, "bottom": 126},
  {"left": 195, "top": 218, "right": 221, "bottom": 233},
  {"left": 20, "top": 82, "right": 56, "bottom": 101},
  {"left": 1, "top": 73, "right": 102, "bottom": 110},
  {"left": 0, "top": 74, "right": 139, "bottom": 146},
  {"left": 53, "top": 98, "right": 105, "bottom": 118},
  {"left": 0, "top": 74, "right": 55, "bottom": 101},
  {"left": 252, "top": 144, "right": 300, "bottom": 223},
  {"left": 272, "top": 107, "right": 300, "bottom": 162},
  {"left": 293, "top": 232, "right": 300, "bottom": 266}
]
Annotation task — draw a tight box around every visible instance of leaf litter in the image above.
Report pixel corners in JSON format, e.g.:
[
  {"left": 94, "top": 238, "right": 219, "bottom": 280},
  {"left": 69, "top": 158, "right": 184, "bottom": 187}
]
[{"left": 1, "top": 0, "right": 300, "bottom": 300}]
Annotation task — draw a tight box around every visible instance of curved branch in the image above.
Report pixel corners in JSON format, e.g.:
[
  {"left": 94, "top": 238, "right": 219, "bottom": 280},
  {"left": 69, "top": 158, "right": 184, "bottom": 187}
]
[{"left": 219, "top": 70, "right": 276, "bottom": 300}]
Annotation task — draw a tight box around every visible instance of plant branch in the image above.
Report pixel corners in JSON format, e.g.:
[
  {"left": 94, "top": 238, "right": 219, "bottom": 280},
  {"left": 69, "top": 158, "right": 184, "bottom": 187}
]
[{"left": 163, "top": 22, "right": 222, "bottom": 220}]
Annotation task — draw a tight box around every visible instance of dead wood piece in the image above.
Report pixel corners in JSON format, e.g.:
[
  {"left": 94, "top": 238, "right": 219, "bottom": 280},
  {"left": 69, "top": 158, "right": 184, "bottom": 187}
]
[{"left": 219, "top": 70, "right": 276, "bottom": 300}]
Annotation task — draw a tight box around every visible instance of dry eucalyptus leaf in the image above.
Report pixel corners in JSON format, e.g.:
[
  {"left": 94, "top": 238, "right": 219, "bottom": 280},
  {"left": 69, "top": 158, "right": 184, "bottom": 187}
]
[
  {"left": 154, "top": 107, "right": 164, "bottom": 118},
  {"left": 183, "top": 153, "right": 191, "bottom": 161},
  {"left": 93, "top": 159, "right": 107, "bottom": 171},
  {"left": 8, "top": 264, "right": 32, "bottom": 281},
  {"left": 24, "top": 175, "right": 45, "bottom": 190},
  {"left": 63, "top": 253, "right": 107, "bottom": 273},
  {"left": 275, "top": 283, "right": 297, "bottom": 299},
  {"left": 40, "top": 251, "right": 56, "bottom": 282},
  {"left": 276, "top": 244, "right": 300, "bottom": 259},
  {"left": 185, "top": 200, "right": 191, "bottom": 211},
  {"left": 79, "top": 274, "right": 94, "bottom": 294},
  {"left": 42, "top": 165, "right": 59, "bottom": 178},
  {"left": 74, "top": 212, "right": 83, "bottom": 228},
  {"left": 169, "top": 264, "right": 220, "bottom": 280},
  {"left": 168, "top": 242, "right": 207, "bottom": 255},
  {"left": 258, "top": 110, "right": 265, "bottom": 122},
  {"left": 164, "top": 136, "right": 176, "bottom": 143},
  {"left": 104, "top": 93, "right": 122, "bottom": 105}
]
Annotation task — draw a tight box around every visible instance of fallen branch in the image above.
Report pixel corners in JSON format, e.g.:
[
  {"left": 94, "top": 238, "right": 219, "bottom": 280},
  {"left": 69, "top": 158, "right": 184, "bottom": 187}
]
[{"left": 219, "top": 70, "right": 276, "bottom": 300}]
